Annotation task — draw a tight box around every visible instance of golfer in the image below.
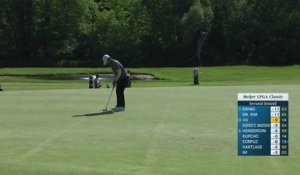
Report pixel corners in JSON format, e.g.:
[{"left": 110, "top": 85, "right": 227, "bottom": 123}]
[{"left": 102, "top": 54, "right": 127, "bottom": 112}]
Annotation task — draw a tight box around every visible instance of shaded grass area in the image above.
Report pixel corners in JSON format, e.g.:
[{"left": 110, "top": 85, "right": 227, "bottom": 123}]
[{"left": 0, "top": 66, "right": 300, "bottom": 90}]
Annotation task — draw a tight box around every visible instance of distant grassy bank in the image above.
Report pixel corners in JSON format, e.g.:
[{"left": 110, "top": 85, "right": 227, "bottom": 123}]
[{"left": 0, "top": 66, "right": 300, "bottom": 90}]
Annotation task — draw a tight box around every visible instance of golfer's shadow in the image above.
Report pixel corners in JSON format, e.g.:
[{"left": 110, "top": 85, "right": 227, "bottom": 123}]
[{"left": 73, "top": 110, "right": 114, "bottom": 117}]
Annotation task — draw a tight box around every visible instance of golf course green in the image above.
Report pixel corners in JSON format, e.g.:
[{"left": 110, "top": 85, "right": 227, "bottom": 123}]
[{"left": 0, "top": 67, "right": 299, "bottom": 175}]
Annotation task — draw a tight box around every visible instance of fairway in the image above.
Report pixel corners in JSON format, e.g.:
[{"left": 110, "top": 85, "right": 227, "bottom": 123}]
[
  {"left": 1, "top": 0, "right": 299, "bottom": 173},
  {"left": 0, "top": 85, "right": 299, "bottom": 175}
]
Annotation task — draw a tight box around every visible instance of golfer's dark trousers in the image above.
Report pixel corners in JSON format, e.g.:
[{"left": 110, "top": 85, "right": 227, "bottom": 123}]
[
  {"left": 116, "top": 77, "right": 127, "bottom": 108},
  {"left": 194, "top": 76, "right": 199, "bottom": 85}
]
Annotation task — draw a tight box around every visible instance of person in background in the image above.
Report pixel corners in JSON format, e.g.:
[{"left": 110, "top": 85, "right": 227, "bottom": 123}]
[
  {"left": 93, "top": 74, "right": 101, "bottom": 88},
  {"left": 193, "top": 67, "right": 199, "bottom": 85},
  {"left": 89, "top": 76, "right": 94, "bottom": 89}
]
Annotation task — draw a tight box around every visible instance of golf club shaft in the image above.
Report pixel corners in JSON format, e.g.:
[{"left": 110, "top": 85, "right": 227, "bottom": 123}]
[{"left": 104, "top": 86, "right": 114, "bottom": 110}]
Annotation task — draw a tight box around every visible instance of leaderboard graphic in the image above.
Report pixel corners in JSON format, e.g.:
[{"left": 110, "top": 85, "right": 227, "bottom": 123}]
[{"left": 238, "top": 93, "right": 289, "bottom": 156}]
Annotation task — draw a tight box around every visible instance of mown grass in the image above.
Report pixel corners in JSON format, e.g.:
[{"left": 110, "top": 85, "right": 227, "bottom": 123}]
[
  {"left": 0, "top": 85, "right": 299, "bottom": 175},
  {"left": 1, "top": 67, "right": 300, "bottom": 174}
]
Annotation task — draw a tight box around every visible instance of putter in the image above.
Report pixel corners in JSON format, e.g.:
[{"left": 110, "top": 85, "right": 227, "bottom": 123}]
[{"left": 103, "top": 86, "right": 115, "bottom": 112}]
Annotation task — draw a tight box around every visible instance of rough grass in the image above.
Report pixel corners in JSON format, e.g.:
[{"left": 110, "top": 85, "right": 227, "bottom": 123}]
[{"left": 1, "top": 66, "right": 300, "bottom": 91}]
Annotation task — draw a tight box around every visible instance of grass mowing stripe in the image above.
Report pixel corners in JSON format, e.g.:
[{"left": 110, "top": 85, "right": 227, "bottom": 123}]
[
  {"left": 0, "top": 159, "right": 141, "bottom": 175},
  {"left": 143, "top": 88, "right": 173, "bottom": 173},
  {"left": 19, "top": 119, "right": 84, "bottom": 160}
]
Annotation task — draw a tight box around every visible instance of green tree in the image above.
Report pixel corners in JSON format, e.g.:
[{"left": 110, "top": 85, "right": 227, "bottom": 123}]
[
  {"left": 244, "top": 0, "right": 300, "bottom": 65},
  {"left": 91, "top": 0, "right": 150, "bottom": 66},
  {"left": 205, "top": 0, "right": 245, "bottom": 66},
  {"left": 181, "top": 0, "right": 214, "bottom": 66},
  {"left": 141, "top": 0, "right": 196, "bottom": 66},
  {"left": 0, "top": 0, "right": 34, "bottom": 66},
  {"left": 1, "top": 0, "right": 299, "bottom": 67},
  {"left": 34, "top": 0, "right": 85, "bottom": 65},
  {"left": 181, "top": 0, "right": 213, "bottom": 43}
]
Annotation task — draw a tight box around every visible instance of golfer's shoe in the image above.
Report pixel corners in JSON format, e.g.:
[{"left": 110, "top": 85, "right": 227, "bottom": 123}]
[{"left": 111, "top": 107, "right": 125, "bottom": 112}]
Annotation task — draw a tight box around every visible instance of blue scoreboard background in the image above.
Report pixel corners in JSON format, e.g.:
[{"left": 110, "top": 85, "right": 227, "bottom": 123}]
[{"left": 238, "top": 93, "right": 288, "bottom": 156}]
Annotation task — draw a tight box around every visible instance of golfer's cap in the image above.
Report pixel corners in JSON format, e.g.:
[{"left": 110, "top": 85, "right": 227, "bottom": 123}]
[{"left": 102, "top": 54, "right": 110, "bottom": 65}]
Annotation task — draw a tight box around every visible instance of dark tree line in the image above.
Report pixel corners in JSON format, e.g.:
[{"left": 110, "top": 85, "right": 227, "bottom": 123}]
[{"left": 0, "top": 0, "right": 299, "bottom": 67}]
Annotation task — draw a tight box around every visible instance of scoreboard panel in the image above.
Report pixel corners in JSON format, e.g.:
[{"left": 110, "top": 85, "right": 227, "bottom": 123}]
[{"left": 238, "top": 93, "right": 288, "bottom": 156}]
